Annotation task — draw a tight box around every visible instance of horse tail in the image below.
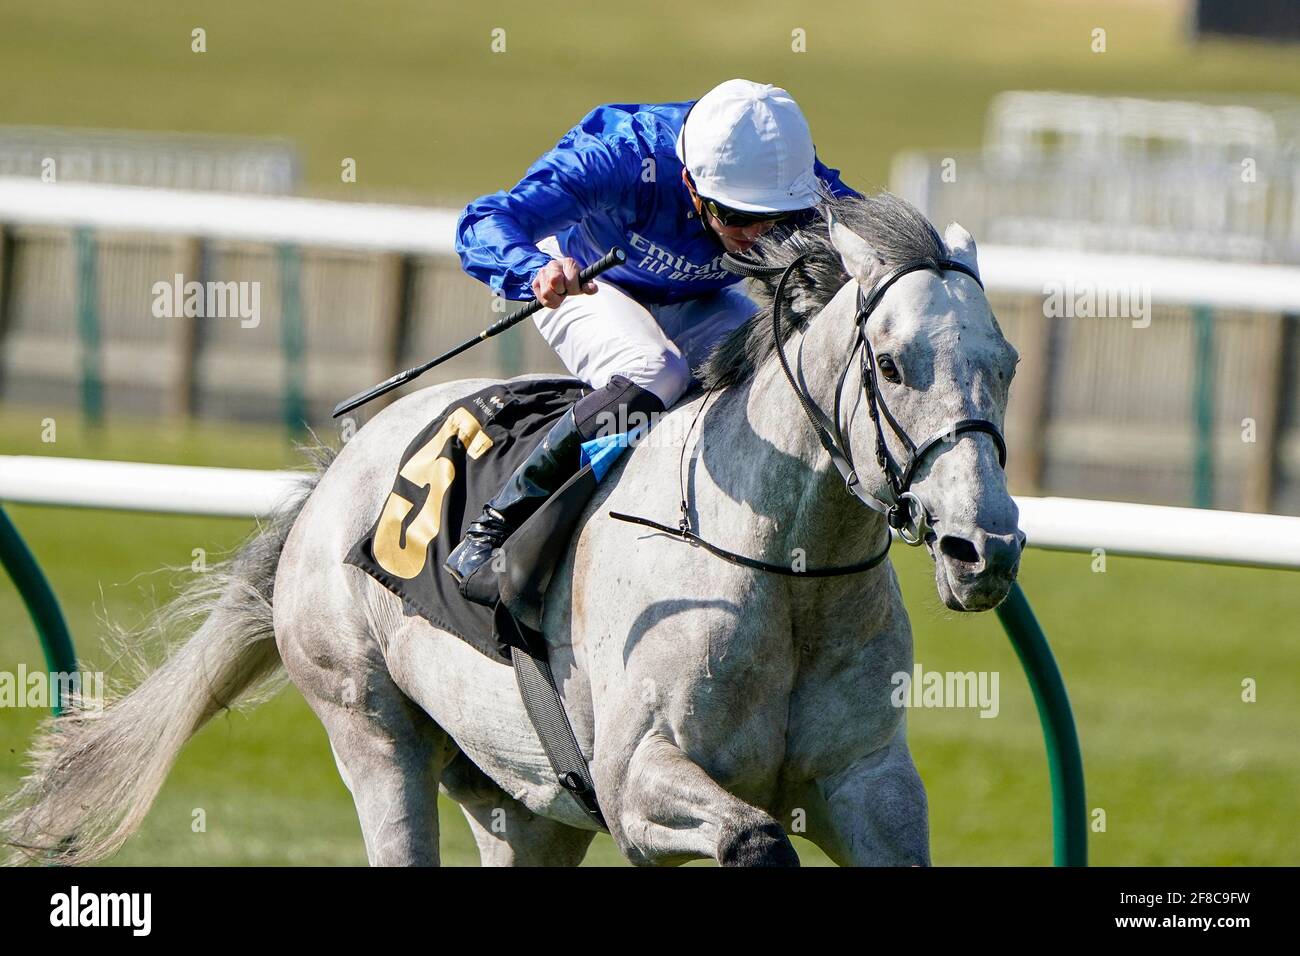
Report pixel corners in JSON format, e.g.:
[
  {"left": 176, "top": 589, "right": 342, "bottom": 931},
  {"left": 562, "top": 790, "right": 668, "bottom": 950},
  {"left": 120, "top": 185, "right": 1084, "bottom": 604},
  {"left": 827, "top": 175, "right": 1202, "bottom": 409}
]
[{"left": 1, "top": 445, "right": 336, "bottom": 866}]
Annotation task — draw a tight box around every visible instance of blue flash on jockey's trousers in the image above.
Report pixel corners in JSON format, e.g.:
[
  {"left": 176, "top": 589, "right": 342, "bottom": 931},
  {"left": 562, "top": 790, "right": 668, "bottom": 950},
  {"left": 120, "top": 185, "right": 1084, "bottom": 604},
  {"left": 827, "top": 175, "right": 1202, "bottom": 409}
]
[{"left": 580, "top": 418, "right": 653, "bottom": 483}]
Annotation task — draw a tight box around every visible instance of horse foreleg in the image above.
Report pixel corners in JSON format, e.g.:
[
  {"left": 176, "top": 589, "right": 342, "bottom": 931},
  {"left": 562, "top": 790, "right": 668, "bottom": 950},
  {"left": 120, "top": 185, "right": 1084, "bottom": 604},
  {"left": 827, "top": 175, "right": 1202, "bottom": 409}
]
[
  {"left": 604, "top": 732, "right": 799, "bottom": 867},
  {"left": 814, "top": 721, "right": 930, "bottom": 866}
]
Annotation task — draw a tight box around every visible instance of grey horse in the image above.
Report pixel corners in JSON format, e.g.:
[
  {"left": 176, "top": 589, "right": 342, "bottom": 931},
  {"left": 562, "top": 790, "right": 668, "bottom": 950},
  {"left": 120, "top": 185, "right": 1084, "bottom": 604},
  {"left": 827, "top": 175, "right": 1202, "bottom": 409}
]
[{"left": 2, "top": 194, "right": 1022, "bottom": 866}]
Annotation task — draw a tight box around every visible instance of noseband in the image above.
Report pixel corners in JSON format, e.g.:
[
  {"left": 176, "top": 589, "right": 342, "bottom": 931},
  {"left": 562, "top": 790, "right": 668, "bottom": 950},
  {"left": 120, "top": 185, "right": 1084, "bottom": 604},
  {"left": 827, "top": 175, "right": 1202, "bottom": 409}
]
[{"left": 724, "top": 250, "right": 1008, "bottom": 546}]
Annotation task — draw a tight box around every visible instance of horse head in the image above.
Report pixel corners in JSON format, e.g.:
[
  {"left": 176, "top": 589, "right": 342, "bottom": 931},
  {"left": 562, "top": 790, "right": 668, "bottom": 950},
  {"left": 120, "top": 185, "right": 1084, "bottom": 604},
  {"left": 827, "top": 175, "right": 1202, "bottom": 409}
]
[{"left": 826, "top": 200, "right": 1023, "bottom": 611}]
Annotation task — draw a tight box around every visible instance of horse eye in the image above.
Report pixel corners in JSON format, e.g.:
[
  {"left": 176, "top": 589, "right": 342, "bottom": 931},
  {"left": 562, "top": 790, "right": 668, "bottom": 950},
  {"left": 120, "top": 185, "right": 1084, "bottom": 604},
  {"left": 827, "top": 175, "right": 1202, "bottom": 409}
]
[{"left": 877, "top": 354, "right": 901, "bottom": 384}]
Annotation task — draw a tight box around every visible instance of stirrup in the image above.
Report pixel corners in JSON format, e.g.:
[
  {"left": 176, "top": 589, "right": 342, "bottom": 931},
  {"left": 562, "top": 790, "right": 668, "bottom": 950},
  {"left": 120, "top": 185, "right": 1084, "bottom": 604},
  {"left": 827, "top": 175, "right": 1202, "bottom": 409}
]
[{"left": 444, "top": 508, "right": 507, "bottom": 585}]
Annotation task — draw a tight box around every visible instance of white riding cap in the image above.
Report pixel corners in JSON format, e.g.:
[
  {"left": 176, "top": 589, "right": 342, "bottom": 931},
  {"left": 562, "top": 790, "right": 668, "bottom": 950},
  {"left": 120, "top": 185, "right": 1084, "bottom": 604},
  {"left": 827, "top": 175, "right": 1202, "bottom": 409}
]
[{"left": 676, "top": 78, "right": 822, "bottom": 214}]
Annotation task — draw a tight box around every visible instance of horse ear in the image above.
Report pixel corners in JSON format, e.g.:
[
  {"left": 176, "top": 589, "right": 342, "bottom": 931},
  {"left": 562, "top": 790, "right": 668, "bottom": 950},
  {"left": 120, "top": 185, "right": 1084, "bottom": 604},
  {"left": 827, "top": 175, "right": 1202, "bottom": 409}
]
[
  {"left": 827, "top": 210, "right": 880, "bottom": 285},
  {"left": 943, "top": 222, "right": 980, "bottom": 280}
]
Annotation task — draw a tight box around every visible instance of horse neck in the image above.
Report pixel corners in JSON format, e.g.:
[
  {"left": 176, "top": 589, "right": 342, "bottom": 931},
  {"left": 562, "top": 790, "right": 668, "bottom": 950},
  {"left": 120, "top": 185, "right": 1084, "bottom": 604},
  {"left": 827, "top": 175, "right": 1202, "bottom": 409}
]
[{"left": 704, "top": 282, "right": 891, "bottom": 574}]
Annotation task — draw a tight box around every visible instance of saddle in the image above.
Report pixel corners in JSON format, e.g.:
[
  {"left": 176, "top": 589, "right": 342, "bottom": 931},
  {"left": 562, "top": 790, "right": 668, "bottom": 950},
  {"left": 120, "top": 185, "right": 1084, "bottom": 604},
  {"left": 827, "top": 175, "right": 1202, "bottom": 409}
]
[{"left": 346, "top": 376, "right": 621, "bottom": 826}]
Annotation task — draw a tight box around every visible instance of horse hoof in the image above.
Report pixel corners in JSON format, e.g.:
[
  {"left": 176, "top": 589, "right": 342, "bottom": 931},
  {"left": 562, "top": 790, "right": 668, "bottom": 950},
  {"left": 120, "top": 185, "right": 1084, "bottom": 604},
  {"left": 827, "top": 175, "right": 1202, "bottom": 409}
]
[{"left": 718, "top": 820, "right": 800, "bottom": 867}]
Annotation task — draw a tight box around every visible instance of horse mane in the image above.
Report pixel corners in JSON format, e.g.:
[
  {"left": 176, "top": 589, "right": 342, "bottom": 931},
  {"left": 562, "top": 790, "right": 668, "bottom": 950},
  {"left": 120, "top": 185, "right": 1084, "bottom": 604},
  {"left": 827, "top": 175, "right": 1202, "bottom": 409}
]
[{"left": 697, "top": 192, "right": 948, "bottom": 390}]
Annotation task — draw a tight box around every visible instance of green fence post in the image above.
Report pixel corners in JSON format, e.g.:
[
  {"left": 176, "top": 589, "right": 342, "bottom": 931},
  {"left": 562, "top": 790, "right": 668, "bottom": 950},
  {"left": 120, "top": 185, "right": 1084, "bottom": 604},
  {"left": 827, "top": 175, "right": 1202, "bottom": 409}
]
[
  {"left": 1192, "top": 305, "right": 1215, "bottom": 508},
  {"left": 995, "top": 581, "right": 1087, "bottom": 866},
  {"left": 74, "top": 227, "right": 103, "bottom": 427},
  {"left": 278, "top": 244, "right": 307, "bottom": 432},
  {"left": 0, "top": 505, "right": 76, "bottom": 715}
]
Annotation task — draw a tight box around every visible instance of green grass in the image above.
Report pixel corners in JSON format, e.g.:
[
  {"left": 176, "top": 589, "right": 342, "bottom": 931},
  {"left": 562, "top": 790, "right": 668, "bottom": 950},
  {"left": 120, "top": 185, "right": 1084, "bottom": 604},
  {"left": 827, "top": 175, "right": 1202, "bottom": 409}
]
[
  {"left": 2, "top": 408, "right": 1297, "bottom": 865},
  {"left": 2, "top": 0, "right": 1298, "bottom": 202}
]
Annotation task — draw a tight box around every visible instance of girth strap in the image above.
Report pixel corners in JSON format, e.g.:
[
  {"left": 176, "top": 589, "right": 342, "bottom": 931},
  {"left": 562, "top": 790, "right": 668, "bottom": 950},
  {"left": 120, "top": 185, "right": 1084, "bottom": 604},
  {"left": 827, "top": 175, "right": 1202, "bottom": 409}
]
[{"left": 496, "top": 603, "right": 608, "bottom": 830}]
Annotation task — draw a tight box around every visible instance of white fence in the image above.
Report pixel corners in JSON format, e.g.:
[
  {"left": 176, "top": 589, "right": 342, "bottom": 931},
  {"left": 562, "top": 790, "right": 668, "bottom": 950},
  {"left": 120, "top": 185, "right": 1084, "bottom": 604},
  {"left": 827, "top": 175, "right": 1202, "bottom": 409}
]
[
  {"left": 5, "top": 177, "right": 1300, "bottom": 309},
  {"left": 0, "top": 177, "right": 454, "bottom": 254},
  {"left": 0, "top": 128, "right": 299, "bottom": 195},
  {"left": 2, "top": 455, "right": 1299, "bottom": 571}
]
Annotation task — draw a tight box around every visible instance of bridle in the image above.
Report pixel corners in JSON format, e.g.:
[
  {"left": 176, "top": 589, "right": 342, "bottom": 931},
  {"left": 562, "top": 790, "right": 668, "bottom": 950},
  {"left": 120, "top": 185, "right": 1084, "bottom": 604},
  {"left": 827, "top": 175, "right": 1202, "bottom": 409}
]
[
  {"left": 732, "top": 250, "right": 1008, "bottom": 546},
  {"left": 609, "top": 245, "right": 1009, "bottom": 576}
]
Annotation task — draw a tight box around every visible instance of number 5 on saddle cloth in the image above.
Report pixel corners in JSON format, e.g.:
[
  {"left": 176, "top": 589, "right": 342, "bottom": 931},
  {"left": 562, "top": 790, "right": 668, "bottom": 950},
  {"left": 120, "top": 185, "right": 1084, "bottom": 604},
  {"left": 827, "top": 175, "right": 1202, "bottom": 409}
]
[{"left": 347, "top": 376, "right": 638, "bottom": 828}]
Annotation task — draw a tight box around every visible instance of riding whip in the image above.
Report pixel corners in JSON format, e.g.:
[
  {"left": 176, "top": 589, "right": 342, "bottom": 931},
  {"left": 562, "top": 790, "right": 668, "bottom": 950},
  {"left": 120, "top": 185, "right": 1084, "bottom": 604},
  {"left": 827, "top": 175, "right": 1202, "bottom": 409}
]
[{"left": 332, "top": 246, "right": 627, "bottom": 418}]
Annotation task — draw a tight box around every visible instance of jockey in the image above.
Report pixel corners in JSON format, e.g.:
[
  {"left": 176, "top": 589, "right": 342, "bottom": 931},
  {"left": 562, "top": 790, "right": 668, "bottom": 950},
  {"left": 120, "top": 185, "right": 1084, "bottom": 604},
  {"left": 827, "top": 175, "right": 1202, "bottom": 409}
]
[{"left": 445, "top": 78, "right": 858, "bottom": 599}]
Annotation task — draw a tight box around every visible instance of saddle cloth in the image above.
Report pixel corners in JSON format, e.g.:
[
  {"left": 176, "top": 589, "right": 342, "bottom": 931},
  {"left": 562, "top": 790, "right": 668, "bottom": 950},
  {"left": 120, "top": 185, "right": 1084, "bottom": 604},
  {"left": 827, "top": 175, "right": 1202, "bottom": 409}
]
[{"left": 346, "top": 377, "right": 589, "bottom": 661}]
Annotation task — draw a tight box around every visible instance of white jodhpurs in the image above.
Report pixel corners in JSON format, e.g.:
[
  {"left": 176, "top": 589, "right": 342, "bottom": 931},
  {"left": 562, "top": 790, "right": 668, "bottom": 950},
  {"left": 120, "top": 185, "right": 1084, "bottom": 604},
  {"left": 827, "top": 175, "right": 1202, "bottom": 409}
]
[{"left": 532, "top": 235, "right": 756, "bottom": 407}]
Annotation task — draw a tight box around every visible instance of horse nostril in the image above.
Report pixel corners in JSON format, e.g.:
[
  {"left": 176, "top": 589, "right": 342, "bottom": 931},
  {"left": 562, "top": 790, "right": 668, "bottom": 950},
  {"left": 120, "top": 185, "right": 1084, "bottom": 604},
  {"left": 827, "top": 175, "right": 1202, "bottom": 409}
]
[
  {"left": 982, "top": 535, "right": 1022, "bottom": 572},
  {"left": 939, "top": 535, "right": 979, "bottom": 564}
]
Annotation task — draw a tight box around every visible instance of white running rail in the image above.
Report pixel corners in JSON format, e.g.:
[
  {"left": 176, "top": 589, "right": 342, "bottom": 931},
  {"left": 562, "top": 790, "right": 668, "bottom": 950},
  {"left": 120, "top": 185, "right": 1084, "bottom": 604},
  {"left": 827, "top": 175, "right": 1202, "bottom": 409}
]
[
  {"left": 2, "top": 455, "right": 1299, "bottom": 570},
  {"left": 4, "top": 176, "right": 1300, "bottom": 312},
  {"left": 0, "top": 176, "right": 456, "bottom": 254}
]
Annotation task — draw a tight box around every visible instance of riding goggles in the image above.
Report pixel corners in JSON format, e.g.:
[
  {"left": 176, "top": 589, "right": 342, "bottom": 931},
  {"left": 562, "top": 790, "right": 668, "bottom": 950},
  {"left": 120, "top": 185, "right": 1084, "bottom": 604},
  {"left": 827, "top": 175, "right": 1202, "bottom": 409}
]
[{"left": 698, "top": 194, "right": 797, "bottom": 229}]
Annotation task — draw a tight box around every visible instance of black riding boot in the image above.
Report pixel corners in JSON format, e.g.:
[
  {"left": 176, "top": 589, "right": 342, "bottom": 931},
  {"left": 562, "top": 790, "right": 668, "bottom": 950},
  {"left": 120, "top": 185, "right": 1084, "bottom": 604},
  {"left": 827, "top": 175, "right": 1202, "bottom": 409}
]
[{"left": 444, "top": 407, "right": 583, "bottom": 600}]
